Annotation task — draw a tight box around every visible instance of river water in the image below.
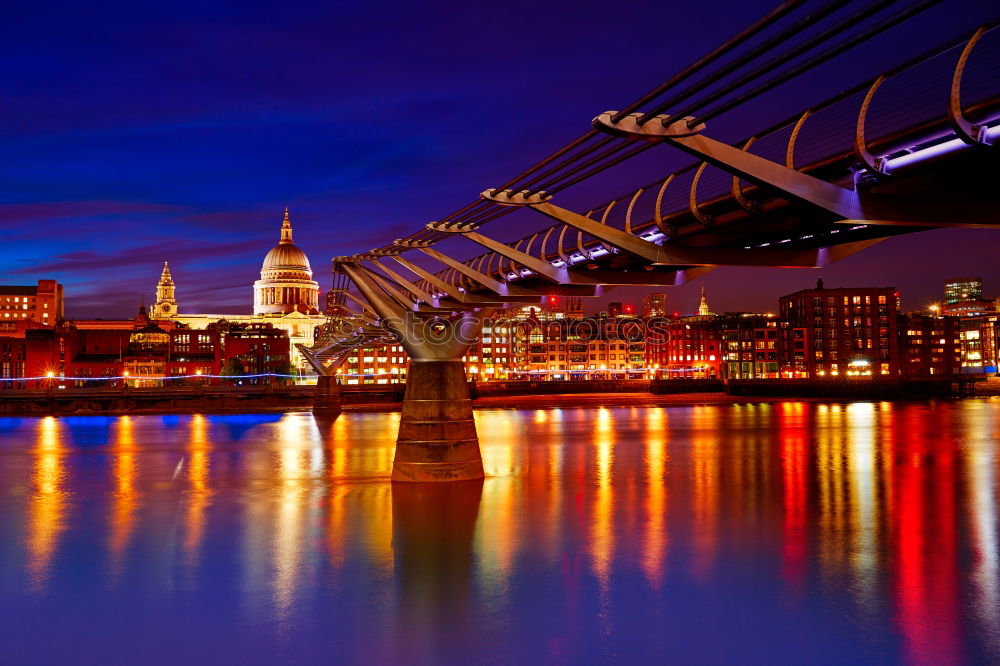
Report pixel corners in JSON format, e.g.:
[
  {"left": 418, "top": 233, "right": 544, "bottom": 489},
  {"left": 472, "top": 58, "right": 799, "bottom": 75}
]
[{"left": 0, "top": 400, "right": 998, "bottom": 665}]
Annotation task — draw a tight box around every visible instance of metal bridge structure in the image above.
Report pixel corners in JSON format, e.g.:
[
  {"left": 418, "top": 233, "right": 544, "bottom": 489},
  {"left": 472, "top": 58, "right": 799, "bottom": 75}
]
[
  {"left": 323, "top": 2, "right": 1000, "bottom": 481},
  {"left": 297, "top": 272, "right": 396, "bottom": 414}
]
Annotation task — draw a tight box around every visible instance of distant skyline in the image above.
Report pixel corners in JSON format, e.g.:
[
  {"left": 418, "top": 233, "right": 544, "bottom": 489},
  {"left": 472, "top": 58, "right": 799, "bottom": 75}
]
[{"left": 3, "top": 1, "right": 998, "bottom": 318}]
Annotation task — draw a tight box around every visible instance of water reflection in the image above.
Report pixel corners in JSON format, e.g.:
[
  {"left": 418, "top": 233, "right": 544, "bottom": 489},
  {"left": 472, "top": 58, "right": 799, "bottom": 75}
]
[
  {"left": 182, "top": 414, "right": 210, "bottom": 580},
  {"left": 25, "top": 416, "right": 68, "bottom": 592},
  {"left": 641, "top": 408, "right": 668, "bottom": 590},
  {"left": 690, "top": 405, "right": 720, "bottom": 580},
  {"left": 392, "top": 480, "right": 483, "bottom": 663},
  {"left": 1, "top": 402, "right": 998, "bottom": 664},
  {"left": 108, "top": 415, "right": 137, "bottom": 584}
]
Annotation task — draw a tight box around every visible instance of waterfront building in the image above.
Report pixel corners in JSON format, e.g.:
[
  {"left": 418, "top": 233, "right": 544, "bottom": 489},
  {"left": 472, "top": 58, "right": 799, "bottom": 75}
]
[
  {"left": 19, "top": 305, "right": 290, "bottom": 387},
  {"left": 22, "top": 304, "right": 218, "bottom": 386},
  {"left": 22, "top": 304, "right": 214, "bottom": 385},
  {"left": 507, "top": 313, "right": 645, "bottom": 380},
  {"left": 717, "top": 314, "right": 803, "bottom": 379},
  {"left": 0, "top": 337, "right": 27, "bottom": 387},
  {"left": 337, "top": 316, "right": 514, "bottom": 385},
  {"left": 779, "top": 281, "right": 900, "bottom": 377},
  {"left": 467, "top": 317, "right": 515, "bottom": 380},
  {"left": 898, "top": 313, "right": 963, "bottom": 377},
  {"left": 153, "top": 209, "right": 326, "bottom": 373},
  {"left": 648, "top": 316, "right": 721, "bottom": 379},
  {"left": 0, "top": 279, "right": 64, "bottom": 327},
  {"left": 958, "top": 314, "right": 1000, "bottom": 374}
]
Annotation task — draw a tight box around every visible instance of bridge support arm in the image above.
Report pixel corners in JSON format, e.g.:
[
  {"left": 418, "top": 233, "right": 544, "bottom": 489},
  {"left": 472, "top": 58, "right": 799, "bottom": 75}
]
[
  {"left": 664, "top": 133, "right": 860, "bottom": 219},
  {"left": 418, "top": 246, "right": 599, "bottom": 296},
  {"left": 424, "top": 219, "right": 599, "bottom": 285},
  {"left": 389, "top": 255, "right": 513, "bottom": 306},
  {"left": 528, "top": 200, "right": 852, "bottom": 267},
  {"left": 369, "top": 259, "right": 442, "bottom": 307},
  {"left": 418, "top": 246, "right": 531, "bottom": 295}
]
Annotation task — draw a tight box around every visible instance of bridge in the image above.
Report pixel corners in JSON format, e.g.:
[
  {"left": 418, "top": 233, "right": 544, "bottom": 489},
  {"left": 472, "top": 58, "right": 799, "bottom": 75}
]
[{"left": 304, "top": 3, "right": 1000, "bottom": 482}]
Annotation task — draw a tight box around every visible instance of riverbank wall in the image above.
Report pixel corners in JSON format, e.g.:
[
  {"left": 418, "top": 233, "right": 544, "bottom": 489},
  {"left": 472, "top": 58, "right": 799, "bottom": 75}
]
[
  {"left": 0, "top": 384, "right": 404, "bottom": 416},
  {"left": 0, "top": 377, "right": 971, "bottom": 416},
  {"left": 724, "top": 378, "right": 956, "bottom": 399}
]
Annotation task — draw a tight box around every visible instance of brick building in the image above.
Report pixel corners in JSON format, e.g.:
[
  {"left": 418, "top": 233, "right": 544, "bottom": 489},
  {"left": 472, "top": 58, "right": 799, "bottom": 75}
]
[
  {"left": 338, "top": 316, "right": 514, "bottom": 385},
  {"left": 647, "top": 316, "right": 721, "bottom": 379},
  {"left": 718, "top": 314, "right": 807, "bottom": 378},
  {"left": 779, "top": 281, "right": 899, "bottom": 377},
  {"left": 898, "top": 313, "right": 963, "bottom": 377},
  {"left": 14, "top": 306, "right": 293, "bottom": 387},
  {"left": 0, "top": 280, "right": 64, "bottom": 326}
]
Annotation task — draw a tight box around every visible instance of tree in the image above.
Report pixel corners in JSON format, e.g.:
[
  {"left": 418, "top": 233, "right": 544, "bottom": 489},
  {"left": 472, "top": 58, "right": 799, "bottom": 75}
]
[
  {"left": 220, "top": 358, "right": 245, "bottom": 384},
  {"left": 271, "top": 360, "right": 295, "bottom": 385}
]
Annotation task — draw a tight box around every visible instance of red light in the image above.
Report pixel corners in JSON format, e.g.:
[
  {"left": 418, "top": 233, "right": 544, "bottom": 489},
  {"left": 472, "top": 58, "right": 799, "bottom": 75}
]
[{"left": 550, "top": 297, "right": 557, "bottom": 303}]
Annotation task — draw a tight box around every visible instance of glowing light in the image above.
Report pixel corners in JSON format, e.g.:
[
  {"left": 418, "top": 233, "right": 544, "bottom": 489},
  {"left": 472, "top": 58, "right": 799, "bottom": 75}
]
[{"left": 1, "top": 372, "right": 304, "bottom": 383}]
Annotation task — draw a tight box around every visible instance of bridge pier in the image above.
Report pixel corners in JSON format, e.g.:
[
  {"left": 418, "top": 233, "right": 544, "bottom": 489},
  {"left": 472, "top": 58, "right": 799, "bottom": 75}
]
[
  {"left": 393, "top": 360, "right": 482, "bottom": 482},
  {"left": 312, "top": 374, "right": 342, "bottom": 417}
]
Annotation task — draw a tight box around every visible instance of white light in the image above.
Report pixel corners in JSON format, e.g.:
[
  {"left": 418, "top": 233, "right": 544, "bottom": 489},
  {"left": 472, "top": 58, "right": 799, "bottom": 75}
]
[{"left": 882, "top": 131, "right": 992, "bottom": 171}]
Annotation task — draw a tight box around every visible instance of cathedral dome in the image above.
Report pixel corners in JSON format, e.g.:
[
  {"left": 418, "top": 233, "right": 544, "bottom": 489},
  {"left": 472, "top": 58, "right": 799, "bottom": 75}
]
[
  {"left": 262, "top": 243, "right": 312, "bottom": 274},
  {"left": 260, "top": 208, "right": 312, "bottom": 278},
  {"left": 253, "top": 208, "right": 321, "bottom": 316}
]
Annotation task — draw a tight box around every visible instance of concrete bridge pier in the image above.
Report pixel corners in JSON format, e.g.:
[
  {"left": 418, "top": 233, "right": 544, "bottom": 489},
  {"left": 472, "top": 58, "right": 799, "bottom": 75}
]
[
  {"left": 311, "top": 373, "right": 342, "bottom": 417},
  {"left": 393, "top": 359, "right": 482, "bottom": 482}
]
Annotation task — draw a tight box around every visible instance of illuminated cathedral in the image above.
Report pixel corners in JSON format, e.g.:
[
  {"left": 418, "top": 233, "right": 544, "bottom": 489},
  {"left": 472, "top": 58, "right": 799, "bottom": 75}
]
[
  {"left": 253, "top": 207, "right": 320, "bottom": 315},
  {"left": 151, "top": 208, "right": 327, "bottom": 372}
]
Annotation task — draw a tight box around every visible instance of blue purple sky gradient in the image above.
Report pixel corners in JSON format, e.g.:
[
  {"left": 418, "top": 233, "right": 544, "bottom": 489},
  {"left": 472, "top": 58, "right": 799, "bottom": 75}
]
[{"left": 2, "top": 0, "right": 998, "bottom": 317}]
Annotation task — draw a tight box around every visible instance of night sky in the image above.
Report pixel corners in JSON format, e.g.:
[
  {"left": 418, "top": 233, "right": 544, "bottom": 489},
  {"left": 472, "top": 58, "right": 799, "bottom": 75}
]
[{"left": 3, "top": 1, "right": 998, "bottom": 318}]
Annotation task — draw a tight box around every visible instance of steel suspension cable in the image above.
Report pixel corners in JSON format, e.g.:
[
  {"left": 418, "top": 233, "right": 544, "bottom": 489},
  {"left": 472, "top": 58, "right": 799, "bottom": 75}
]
[
  {"left": 691, "top": 0, "right": 947, "bottom": 124},
  {"left": 668, "top": 0, "right": 899, "bottom": 122},
  {"left": 636, "top": 0, "right": 854, "bottom": 125},
  {"left": 613, "top": 0, "right": 809, "bottom": 124}
]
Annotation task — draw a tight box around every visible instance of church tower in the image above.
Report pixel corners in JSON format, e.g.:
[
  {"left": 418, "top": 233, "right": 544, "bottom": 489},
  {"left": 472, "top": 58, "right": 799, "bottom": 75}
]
[
  {"left": 697, "top": 284, "right": 714, "bottom": 317},
  {"left": 151, "top": 261, "right": 177, "bottom": 319}
]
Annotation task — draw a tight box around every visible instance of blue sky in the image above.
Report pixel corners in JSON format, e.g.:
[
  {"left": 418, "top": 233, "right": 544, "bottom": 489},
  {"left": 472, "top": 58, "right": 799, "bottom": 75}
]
[{"left": 2, "top": 0, "right": 998, "bottom": 317}]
